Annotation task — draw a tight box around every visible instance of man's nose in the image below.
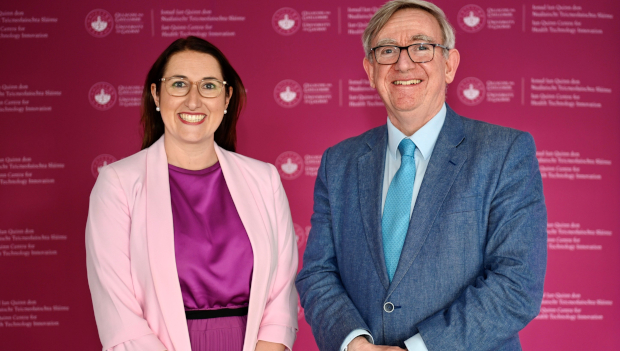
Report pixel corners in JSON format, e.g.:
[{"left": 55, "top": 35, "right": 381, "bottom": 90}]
[{"left": 394, "top": 48, "right": 415, "bottom": 71}]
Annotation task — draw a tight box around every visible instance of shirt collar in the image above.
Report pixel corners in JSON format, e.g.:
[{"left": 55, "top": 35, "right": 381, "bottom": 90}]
[{"left": 386, "top": 103, "right": 446, "bottom": 160}]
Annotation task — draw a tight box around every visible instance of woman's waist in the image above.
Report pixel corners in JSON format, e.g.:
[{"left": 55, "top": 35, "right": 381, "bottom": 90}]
[{"left": 185, "top": 305, "right": 249, "bottom": 320}]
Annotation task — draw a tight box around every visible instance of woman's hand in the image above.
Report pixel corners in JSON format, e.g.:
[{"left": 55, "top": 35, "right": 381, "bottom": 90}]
[{"left": 255, "top": 340, "right": 286, "bottom": 351}]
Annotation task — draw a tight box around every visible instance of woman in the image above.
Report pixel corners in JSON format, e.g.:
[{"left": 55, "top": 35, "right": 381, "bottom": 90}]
[{"left": 86, "top": 36, "right": 298, "bottom": 351}]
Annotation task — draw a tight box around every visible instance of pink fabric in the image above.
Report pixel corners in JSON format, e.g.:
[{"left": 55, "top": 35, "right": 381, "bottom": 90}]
[
  {"left": 86, "top": 136, "right": 298, "bottom": 351},
  {"left": 168, "top": 163, "right": 253, "bottom": 311},
  {"left": 187, "top": 316, "right": 247, "bottom": 351}
]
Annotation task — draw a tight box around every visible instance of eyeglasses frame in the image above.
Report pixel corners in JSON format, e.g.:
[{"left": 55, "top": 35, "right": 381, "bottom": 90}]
[
  {"left": 159, "top": 77, "right": 228, "bottom": 98},
  {"left": 370, "top": 43, "right": 449, "bottom": 65}
]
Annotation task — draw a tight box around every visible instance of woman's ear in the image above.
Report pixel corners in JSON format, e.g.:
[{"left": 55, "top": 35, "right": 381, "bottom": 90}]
[{"left": 150, "top": 83, "right": 159, "bottom": 108}]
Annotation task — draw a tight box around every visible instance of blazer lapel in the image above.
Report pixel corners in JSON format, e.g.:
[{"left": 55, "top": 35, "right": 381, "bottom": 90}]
[
  {"left": 358, "top": 127, "right": 390, "bottom": 290},
  {"left": 388, "top": 107, "right": 468, "bottom": 294},
  {"left": 145, "top": 136, "right": 192, "bottom": 351},
  {"left": 214, "top": 145, "right": 270, "bottom": 350}
]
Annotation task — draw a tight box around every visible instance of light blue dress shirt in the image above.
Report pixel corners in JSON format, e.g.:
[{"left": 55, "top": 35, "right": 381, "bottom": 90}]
[{"left": 341, "top": 103, "right": 447, "bottom": 351}]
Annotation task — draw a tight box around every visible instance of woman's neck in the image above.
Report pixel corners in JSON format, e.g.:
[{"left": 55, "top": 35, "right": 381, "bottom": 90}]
[{"left": 164, "top": 134, "right": 218, "bottom": 170}]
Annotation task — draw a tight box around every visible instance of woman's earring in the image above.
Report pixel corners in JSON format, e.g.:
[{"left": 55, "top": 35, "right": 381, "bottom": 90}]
[
  {"left": 156, "top": 106, "right": 160, "bottom": 112},
  {"left": 224, "top": 109, "right": 227, "bottom": 114}
]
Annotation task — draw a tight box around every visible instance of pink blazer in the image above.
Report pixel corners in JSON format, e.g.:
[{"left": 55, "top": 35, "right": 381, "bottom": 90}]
[{"left": 86, "top": 136, "right": 298, "bottom": 351}]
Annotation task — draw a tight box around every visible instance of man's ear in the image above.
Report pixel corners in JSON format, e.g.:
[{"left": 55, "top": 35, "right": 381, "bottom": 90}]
[
  {"left": 363, "top": 57, "right": 376, "bottom": 89},
  {"left": 444, "top": 49, "right": 460, "bottom": 84}
]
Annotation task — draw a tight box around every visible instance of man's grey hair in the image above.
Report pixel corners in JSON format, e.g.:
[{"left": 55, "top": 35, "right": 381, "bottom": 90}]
[{"left": 362, "top": 0, "right": 456, "bottom": 60}]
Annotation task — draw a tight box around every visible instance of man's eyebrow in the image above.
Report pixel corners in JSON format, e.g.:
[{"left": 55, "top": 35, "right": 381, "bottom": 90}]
[
  {"left": 374, "top": 38, "right": 398, "bottom": 46},
  {"left": 374, "top": 34, "right": 437, "bottom": 47},
  {"left": 410, "top": 34, "right": 435, "bottom": 42}
]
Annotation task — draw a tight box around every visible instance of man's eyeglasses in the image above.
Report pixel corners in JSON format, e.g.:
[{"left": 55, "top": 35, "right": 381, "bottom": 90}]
[
  {"left": 370, "top": 43, "right": 448, "bottom": 65},
  {"left": 160, "top": 77, "right": 227, "bottom": 98}
]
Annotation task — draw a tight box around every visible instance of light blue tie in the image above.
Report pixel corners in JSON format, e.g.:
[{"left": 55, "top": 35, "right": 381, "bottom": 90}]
[{"left": 382, "top": 138, "right": 416, "bottom": 282}]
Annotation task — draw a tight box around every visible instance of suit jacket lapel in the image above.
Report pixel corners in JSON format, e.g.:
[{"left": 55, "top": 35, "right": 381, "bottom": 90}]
[
  {"left": 388, "top": 106, "right": 468, "bottom": 294},
  {"left": 358, "top": 127, "right": 390, "bottom": 290},
  {"left": 145, "top": 136, "right": 192, "bottom": 351},
  {"left": 215, "top": 145, "right": 270, "bottom": 349}
]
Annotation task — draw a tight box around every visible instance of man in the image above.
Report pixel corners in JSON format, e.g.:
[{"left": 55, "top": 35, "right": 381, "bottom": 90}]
[{"left": 295, "top": 1, "right": 547, "bottom": 350}]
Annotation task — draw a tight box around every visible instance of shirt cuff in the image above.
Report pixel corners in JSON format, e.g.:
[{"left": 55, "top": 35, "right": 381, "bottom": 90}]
[
  {"left": 404, "top": 333, "right": 428, "bottom": 351},
  {"left": 340, "top": 329, "right": 374, "bottom": 351}
]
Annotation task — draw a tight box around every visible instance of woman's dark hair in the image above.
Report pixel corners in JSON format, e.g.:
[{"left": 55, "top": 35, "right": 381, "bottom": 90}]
[{"left": 140, "top": 36, "right": 246, "bottom": 151}]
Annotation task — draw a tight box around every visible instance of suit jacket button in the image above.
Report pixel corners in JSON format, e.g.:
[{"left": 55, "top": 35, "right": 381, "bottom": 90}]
[{"left": 383, "top": 302, "right": 394, "bottom": 313}]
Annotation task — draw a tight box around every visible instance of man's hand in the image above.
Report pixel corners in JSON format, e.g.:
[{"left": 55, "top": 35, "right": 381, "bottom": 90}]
[
  {"left": 255, "top": 340, "right": 286, "bottom": 351},
  {"left": 348, "top": 336, "right": 406, "bottom": 351}
]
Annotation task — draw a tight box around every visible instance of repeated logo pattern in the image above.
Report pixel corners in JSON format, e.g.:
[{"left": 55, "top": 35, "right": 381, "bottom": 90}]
[
  {"left": 457, "top": 77, "right": 486, "bottom": 106},
  {"left": 297, "top": 297, "right": 305, "bottom": 321},
  {"left": 272, "top": 8, "right": 301, "bottom": 35},
  {"left": 274, "top": 79, "right": 303, "bottom": 108},
  {"left": 88, "top": 82, "right": 118, "bottom": 111},
  {"left": 294, "top": 223, "right": 308, "bottom": 250},
  {"left": 275, "top": 151, "right": 304, "bottom": 180},
  {"left": 457, "top": 5, "right": 486, "bottom": 33},
  {"left": 85, "top": 9, "right": 114, "bottom": 38},
  {"left": 91, "top": 154, "right": 117, "bottom": 178}
]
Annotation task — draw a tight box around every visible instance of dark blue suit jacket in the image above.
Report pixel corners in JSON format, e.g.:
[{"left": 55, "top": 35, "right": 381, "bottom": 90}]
[{"left": 296, "top": 105, "right": 547, "bottom": 351}]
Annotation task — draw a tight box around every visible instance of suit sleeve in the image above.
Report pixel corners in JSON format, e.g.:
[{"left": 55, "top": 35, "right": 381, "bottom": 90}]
[
  {"left": 86, "top": 166, "right": 167, "bottom": 351},
  {"left": 295, "top": 148, "right": 373, "bottom": 351},
  {"left": 256, "top": 165, "right": 299, "bottom": 350},
  {"left": 416, "top": 132, "right": 547, "bottom": 350}
]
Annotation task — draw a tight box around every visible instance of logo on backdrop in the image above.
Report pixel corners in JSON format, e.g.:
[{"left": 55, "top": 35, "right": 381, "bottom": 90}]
[
  {"left": 274, "top": 79, "right": 303, "bottom": 108},
  {"left": 457, "top": 5, "right": 486, "bottom": 33},
  {"left": 457, "top": 77, "right": 486, "bottom": 106},
  {"left": 91, "top": 154, "right": 117, "bottom": 178},
  {"left": 89, "top": 82, "right": 117, "bottom": 110},
  {"left": 294, "top": 223, "right": 308, "bottom": 250},
  {"left": 275, "top": 151, "right": 304, "bottom": 180},
  {"left": 297, "top": 298, "right": 305, "bottom": 321},
  {"left": 85, "top": 9, "right": 114, "bottom": 38},
  {"left": 272, "top": 8, "right": 301, "bottom": 35}
]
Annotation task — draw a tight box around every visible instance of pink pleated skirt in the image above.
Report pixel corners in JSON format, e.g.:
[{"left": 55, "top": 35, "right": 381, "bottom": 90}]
[{"left": 187, "top": 315, "right": 248, "bottom": 351}]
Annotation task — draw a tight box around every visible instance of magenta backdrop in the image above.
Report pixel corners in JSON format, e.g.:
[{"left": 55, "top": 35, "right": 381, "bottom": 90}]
[{"left": 1, "top": 0, "right": 619, "bottom": 350}]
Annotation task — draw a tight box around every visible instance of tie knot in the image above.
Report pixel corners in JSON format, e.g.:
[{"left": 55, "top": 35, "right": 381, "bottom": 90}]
[{"left": 398, "top": 138, "right": 416, "bottom": 158}]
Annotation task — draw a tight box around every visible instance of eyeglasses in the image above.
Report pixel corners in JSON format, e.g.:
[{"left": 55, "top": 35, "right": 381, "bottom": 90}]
[
  {"left": 160, "top": 77, "right": 227, "bottom": 98},
  {"left": 370, "top": 43, "right": 448, "bottom": 65}
]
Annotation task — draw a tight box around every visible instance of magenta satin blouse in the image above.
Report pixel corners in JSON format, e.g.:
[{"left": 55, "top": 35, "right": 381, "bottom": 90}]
[{"left": 168, "top": 162, "right": 253, "bottom": 311}]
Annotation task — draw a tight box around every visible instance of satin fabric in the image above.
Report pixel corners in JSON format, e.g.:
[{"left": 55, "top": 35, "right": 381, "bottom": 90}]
[{"left": 169, "top": 163, "right": 253, "bottom": 311}]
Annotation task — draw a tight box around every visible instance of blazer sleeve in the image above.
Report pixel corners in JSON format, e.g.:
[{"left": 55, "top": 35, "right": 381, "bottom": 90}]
[
  {"left": 86, "top": 166, "right": 167, "bottom": 351},
  {"left": 416, "top": 132, "right": 548, "bottom": 350},
  {"left": 256, "top": 165, "right": 299, "bottom": 350},
  {"left": 295, "top": 147, "right": 372, "bottom": 351}
]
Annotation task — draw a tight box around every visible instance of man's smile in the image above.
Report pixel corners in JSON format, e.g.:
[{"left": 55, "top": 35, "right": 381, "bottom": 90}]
[{"left": 392, "top": 79, "right": 422, "bottom": 85}]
